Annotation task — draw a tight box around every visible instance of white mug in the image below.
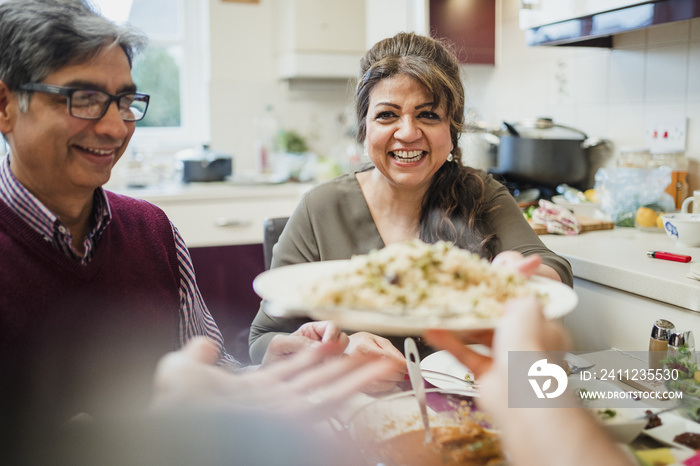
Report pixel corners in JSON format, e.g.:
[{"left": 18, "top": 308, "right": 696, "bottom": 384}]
[{"left": 681, "top": 190, "right": 700, "bottom": 214}]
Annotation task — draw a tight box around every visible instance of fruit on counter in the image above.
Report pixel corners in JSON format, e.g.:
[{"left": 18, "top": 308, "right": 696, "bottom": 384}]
[
  {"left": 584, "top": 189, "right": 598, "bottom": 203},
  {"left": 635, "top": 206, "right": 665, "bottom": 229},
  {"left": 636, "top": 207, "right": 659, "bottom": 228}
]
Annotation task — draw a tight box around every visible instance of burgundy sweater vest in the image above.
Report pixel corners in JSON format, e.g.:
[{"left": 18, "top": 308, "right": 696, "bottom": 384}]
[{"left": 0, "top": 192, "right": 181, "bottom": 442}]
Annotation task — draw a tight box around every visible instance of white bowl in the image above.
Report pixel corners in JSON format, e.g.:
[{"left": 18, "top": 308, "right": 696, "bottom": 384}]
[
  {"left": 551, "top": 195, "right": 600, "bottom": 217},
  {"left": 660, "top": 213, "right": 700, "bottom": 247},
  {"left": 591, "top": 408, "right": 648, "bottom": 443}
]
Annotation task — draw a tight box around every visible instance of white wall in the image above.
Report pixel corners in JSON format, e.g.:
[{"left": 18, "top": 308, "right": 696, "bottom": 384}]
[
  {"left": 207, "top": 0, "right": 356, "bottom": 174},
  {"left": 207, "top": 0, "right": 700, "bottom": 188}
]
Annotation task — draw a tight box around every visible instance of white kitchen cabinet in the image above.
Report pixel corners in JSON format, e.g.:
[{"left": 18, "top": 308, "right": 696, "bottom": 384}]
[
  {"left": 153, "top": 196, "right": 300, "bottom": 247},
  {"left": 365, "top": 0, "right": 428, "bottom": 48},
  {"left": 276, "top": 0, "right": 366, "bottom": 79},
  {"left": 563, "top": 278, "right": 700, "bottom": 353},
  {"left": 117, "top": 182, "right": 311, "bottom": 247}
]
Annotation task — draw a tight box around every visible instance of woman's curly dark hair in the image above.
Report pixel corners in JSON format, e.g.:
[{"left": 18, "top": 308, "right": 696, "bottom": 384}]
[{"left": 355, "top": 32, "right": 497, "bottom": 259}]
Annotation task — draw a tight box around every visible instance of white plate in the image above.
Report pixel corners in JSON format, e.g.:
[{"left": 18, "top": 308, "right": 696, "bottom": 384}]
[
  {"left": 564, "top": 352, "right": 593, "bottom": 371},
  {"left": 254, "top": 260, "right": 578, "bottom": 335},
  {"left": 643, "top": 412, "right": 700, "bottom": 451},
  {"left": 420, "top": 348, "right": 481, "bottom": 389}
]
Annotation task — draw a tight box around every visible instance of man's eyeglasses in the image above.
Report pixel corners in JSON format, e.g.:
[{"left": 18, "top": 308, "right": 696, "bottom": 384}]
[{"left": 19, "top": 83, "right": 150, "bottom": 122}]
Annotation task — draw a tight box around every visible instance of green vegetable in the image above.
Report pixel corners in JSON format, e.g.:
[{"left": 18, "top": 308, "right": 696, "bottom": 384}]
[
  {"left": 615, "top": 211, "right": 636, "bottom": 227},
  {"left": 660, "top": 344, "right": 698, "bottom": 379},
  {"left": 660, "top": 344, "right": 700, "bottom": 421},
  {"left": 523, "top": 205, "right": 537, "bottom": 219},
  {"left": 596, "top": 409, "right": 617, "bottom": 420},
  {"left": 276, "top": 130, "right": 308, "bottom": 153}
]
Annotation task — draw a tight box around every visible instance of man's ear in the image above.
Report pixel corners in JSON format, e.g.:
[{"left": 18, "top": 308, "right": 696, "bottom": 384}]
[{"left": 0, "top": 80, "right": 16, "bottom": 134}]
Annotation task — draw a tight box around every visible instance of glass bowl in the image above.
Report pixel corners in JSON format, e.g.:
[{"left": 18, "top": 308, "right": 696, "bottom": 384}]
[{"left": 666, "top": 377, "right": 700, "bottom": 422}]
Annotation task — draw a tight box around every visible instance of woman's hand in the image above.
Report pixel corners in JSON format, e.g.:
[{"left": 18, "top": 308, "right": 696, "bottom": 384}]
[
  {"left": 345, "top": 332, "right": 407, "bottom": 394},
  {"left": 492, "top": 251, "right": 561, "bottom": 282},
  {"left": 262, "top": 321, "right": 349, "bottom": 366}
]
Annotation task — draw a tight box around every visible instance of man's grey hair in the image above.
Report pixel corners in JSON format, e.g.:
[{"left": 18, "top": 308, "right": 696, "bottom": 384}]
[{"left": 0, "top": 0, "right": 148, "bottom": 111}]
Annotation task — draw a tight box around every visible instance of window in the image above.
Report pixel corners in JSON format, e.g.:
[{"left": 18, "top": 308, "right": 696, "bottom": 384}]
[{"left": 92, "top": 0, "right": 210, "bottom": 151}]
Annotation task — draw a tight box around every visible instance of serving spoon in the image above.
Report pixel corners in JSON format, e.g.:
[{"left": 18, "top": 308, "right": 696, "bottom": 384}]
[{"left": 405, "top": 337, "right": 433, "bottom": 444}]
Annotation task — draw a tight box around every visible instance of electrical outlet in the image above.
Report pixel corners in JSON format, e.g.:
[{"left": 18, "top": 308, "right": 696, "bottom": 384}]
[{"left": 644, "top": 116, "right": 687, "bottom": 153}]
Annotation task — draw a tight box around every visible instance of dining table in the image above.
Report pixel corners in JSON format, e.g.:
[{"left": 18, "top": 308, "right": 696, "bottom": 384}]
[{"left": 329, "top": 346, "right": 700, "bottom": 465}]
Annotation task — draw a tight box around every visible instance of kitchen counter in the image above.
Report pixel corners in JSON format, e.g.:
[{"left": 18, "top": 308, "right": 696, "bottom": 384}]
[
  {"left": 538, "top": 228, "right": 700, "bottom": 352},
  {"left": 540, "top": 228, "right": 700, "bottom": 312},
  {"left": 111, "top": 181, "right": 314, "bottom": 247},
  {"left": 112, "top": 180, "right": 314, "bottom": 204}
]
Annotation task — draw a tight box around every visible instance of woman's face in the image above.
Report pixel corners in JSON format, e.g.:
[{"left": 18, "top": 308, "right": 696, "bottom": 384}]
[{"left": 364, "top": 73, "right": 452, "bottom": 192}]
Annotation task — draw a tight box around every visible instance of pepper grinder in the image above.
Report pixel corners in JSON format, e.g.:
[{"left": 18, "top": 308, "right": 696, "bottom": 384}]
[
  {"left": 649, "top": 319, "right": 675, "bottom": 370},
  {"left": 667, "top": 330, "right": 695, "bottom": 361}
]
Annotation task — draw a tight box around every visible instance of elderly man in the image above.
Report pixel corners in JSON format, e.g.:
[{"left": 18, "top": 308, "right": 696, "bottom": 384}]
[{"left": 0, "top": 1, "right": 380, "bottom": 463}]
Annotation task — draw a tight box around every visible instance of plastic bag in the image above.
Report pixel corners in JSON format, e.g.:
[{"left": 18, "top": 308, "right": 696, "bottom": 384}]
[{"left": 594, "top": 167, "right": 675, "bottom": 226}]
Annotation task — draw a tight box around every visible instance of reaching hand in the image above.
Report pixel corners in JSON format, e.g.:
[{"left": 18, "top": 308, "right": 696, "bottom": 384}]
[
  {"left": 492, "top": 251, "right": 562, "bottom": 282},
  {"left": 345, "top": 332, "right": 407, "bottom": 394},
  {"left": 151, "top": 336, "right": 393, "bottom": 421},
  {"left": 492, "top": 250, "right": 542, "bottom": 278},
  {"left": 262, "top": 320, "right": 349, "bottom": 366}
]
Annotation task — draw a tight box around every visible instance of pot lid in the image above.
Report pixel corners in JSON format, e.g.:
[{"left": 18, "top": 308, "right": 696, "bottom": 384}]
[
  {"left": 505, "top": 118, "right": 588, "bottom": 140},
  {"left": 176, "top": 144, "right": 232, "bottom": 161}
]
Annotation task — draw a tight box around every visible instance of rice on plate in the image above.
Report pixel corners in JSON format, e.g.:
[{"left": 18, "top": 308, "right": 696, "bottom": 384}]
[{"left": 303, "top": 240, "right": 540, "bottom": 321}]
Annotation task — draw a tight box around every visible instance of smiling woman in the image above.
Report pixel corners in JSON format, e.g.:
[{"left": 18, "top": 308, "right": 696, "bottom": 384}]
[
  {"left": 249, "top": 33, "right": 573, "bottom": 374},
  {"left": 363, "top": 74, "right": 453, "bottom": 197}
]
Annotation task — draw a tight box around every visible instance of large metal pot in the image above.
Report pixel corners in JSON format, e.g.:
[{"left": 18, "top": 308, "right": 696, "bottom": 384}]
[
  {"left": 176, "top": 145, "right": 233, "bottom": 183},
  {"left": 494, "top": 118, "right": 609, "bottom": 189}
]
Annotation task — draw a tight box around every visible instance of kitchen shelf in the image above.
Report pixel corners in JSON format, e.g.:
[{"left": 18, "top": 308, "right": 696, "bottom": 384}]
[{"left": 524, "top": 0, "right": 700, "bottom": 47}]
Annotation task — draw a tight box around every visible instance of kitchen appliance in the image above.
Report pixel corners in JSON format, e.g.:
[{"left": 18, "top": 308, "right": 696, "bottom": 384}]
[
  {"left": 489, "top": 118, "right": 611, "bottom": 191},
  {"left": 177, "top": 145, "right": 233, "bottom": 183}
]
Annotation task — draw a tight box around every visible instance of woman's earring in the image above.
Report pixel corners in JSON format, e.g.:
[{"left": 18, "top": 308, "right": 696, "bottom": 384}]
[{"left": 447, "top": 153, "right": 454, "bottom": 162}]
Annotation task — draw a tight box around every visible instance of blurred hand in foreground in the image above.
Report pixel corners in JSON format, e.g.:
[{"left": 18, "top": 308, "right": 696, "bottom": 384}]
[
  {"left": 424, "top": 296, "right": 569, "bottom": 412},
  {"left": 151, "top": 336, "right": 393, "bottom": 421},
  {"left": 424, "top": 298, "right": 635, "bottom": 466}
]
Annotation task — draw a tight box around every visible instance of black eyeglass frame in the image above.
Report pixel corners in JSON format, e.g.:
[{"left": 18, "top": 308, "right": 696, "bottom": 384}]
[{"left": 19, "top": 83, "right": 150, "bottom": 122}]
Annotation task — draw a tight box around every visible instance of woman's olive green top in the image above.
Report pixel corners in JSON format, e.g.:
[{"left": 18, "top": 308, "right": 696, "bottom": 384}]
[{"left": 248, "top": 164, "right": 573, "bottom": 363}]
